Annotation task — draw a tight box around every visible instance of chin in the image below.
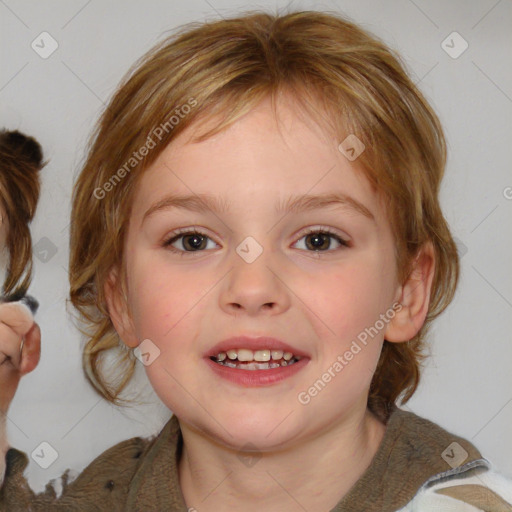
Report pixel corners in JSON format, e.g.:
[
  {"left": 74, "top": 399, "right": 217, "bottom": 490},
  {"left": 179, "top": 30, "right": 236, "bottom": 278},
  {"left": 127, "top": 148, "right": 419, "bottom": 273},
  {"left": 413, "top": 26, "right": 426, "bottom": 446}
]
[{"left": 193, "top": 406, "right": 306, "bottom": 451}]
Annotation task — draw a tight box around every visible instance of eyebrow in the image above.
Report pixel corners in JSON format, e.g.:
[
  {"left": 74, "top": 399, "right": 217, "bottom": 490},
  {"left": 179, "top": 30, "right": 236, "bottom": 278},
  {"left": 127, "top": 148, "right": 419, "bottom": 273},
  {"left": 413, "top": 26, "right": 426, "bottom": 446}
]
[{"left": 142, "top": 192, "right": 375, "bottom": 222}]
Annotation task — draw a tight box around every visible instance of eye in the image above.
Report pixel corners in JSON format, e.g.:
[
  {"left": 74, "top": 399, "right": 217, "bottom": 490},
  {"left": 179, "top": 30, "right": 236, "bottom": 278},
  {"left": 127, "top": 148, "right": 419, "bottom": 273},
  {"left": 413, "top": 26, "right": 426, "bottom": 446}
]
[
  {"left": 162, "top": 226, "right": 349, "bottom": 256},
  {"left": 162, "top": 229, "right": 218, "bottom": 256},
  {"left": 293, "top": 226, "right": 350, "bottom": 252}
]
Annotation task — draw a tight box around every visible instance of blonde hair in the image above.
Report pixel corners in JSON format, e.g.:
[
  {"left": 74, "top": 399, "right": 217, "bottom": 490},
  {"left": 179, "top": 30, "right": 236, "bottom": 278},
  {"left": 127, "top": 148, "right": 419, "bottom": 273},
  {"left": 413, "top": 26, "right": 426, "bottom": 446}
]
[{"left": 69, "top": 9, "right": 459, "bottom": 420}]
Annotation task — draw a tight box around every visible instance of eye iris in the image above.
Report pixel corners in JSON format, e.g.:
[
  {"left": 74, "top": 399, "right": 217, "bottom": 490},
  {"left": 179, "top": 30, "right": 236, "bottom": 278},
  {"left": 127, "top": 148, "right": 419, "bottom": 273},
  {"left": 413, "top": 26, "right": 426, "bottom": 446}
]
[
  {"left": 307, "top": 232, "right": 330, "bottom": 251},
  {"left": 184, "top": 233, "right": 206, "bottom": 251},
  {"left": 173, "top": 231, "right": 340, "bottom": 252}
]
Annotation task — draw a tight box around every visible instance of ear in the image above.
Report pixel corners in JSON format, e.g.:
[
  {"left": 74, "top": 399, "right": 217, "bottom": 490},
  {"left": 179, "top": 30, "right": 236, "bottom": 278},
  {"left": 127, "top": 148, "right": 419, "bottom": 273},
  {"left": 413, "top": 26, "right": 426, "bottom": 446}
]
[
  {"left": 104, "top": 266, "right": 139, "bottom": 348},
  {"left": 384, "top": 241, "right": 435, "bottom": 343}
]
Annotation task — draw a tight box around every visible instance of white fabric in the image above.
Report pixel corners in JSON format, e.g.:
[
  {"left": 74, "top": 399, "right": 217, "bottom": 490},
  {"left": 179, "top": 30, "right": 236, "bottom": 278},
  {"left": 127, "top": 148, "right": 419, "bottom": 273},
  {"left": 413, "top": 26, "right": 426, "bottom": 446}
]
[{"left": 398, "top": 460, "right": 512, "bottom": 511}]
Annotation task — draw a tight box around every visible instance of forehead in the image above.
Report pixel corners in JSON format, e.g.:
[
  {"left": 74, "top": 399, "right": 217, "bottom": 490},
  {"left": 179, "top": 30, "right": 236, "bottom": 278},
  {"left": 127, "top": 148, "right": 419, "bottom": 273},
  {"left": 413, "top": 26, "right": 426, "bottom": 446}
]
[{"left": 131, "top": 94, "right": 388, "bottom": 227}]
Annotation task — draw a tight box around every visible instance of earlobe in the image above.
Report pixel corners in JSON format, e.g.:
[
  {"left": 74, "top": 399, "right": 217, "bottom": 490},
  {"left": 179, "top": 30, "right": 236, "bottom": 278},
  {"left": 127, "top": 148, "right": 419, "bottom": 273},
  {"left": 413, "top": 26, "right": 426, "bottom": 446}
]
[
  {"left": 384, "top": 242, "right": 436, "bottom": 343},
  {"left": 104, "top": 267, "right": 139, "bottom": 348}
]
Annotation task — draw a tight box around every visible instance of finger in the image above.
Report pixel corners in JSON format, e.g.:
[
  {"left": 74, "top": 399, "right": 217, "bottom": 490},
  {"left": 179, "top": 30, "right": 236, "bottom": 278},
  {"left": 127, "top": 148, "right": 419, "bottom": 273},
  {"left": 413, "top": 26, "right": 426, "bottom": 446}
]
[
  {"left": 0, "top": 302, "right": 34, "bottom": 337},
  {"left": 20, "top": 323, "right": 41, "bottom": 376},
  {"left": 0, "top": 322, "right": 23, "bottom": 368}
]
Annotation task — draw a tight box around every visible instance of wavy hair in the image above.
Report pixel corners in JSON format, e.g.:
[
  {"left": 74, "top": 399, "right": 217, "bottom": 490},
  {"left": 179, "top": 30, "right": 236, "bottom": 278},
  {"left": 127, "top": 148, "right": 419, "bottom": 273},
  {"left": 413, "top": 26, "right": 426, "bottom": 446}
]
[
  {"left": 0, "top": 130, "right": 45, "bottom": 297},
  {"left": 69, "top": 9, "right": 459, "bottom": 420}
]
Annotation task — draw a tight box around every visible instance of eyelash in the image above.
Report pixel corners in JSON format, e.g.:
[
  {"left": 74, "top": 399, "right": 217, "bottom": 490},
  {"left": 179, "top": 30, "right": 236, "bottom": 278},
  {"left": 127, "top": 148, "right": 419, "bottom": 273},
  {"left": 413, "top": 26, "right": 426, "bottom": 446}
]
[{"left": 162, "top": 226, "right": 350, "bottom": 257}]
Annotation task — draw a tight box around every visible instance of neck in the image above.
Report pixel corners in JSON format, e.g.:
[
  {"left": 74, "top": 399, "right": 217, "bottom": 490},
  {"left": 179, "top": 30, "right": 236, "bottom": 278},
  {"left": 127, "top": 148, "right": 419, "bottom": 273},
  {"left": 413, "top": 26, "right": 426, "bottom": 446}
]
[{"left": 178, "top": 406, "right": 386, "bottom": 512}]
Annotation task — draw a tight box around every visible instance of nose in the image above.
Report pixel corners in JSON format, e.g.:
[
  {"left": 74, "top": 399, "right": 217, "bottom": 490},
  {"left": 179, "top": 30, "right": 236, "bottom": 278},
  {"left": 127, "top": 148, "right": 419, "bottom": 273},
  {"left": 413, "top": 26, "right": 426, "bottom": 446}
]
[{"left": 220, "top": 244, "right": 290, "bottom": 316}]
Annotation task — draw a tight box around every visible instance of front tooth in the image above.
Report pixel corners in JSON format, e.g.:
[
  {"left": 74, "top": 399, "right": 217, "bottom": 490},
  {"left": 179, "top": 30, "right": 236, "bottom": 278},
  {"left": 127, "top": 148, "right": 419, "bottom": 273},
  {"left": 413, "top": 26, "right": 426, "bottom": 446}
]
[
  {"left": 283, "top": 352, "right": 293, "bottom": 361},
  {"left": 237, "top": 349, "right": 254, "bottom": 362},
  {"left": 217, "top": 352, "right": 227, "bottom": 361},
  {"left": 254, "top": 350, "right": 270, "bottom": 362},
  {"left": 227, "top": 349, "right": 238, "bottom": 360},
  {"left": 271, "top": 350, "right": 284, "bottom": 360}
]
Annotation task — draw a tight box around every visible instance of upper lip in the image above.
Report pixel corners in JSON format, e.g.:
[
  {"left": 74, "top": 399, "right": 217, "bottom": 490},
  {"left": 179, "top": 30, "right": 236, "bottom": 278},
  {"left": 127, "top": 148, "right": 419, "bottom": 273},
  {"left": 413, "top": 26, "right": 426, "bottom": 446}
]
[{"left": 206, "top": 336, "right": 309, "bottom": 359}]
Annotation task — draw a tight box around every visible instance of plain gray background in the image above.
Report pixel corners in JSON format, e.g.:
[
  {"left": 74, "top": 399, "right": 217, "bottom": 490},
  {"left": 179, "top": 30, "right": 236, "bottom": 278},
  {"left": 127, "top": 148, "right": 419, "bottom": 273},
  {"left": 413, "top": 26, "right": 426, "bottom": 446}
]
[{"left": 1, "top": 0, "right": 511, "bottom": 494}]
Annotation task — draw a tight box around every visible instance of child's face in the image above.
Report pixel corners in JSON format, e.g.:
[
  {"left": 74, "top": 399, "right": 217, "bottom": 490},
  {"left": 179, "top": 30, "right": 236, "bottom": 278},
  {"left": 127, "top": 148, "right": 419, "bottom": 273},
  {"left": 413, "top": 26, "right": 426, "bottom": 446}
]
[{"left": 114, "top": 94, "right": 404, "bottom": 448}]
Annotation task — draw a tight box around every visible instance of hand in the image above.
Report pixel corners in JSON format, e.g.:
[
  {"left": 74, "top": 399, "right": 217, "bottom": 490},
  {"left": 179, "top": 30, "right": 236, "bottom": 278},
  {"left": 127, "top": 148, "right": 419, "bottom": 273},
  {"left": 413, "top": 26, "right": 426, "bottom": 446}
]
[{"left": 0, "top": 302, "right": 41, "bottom": 415}]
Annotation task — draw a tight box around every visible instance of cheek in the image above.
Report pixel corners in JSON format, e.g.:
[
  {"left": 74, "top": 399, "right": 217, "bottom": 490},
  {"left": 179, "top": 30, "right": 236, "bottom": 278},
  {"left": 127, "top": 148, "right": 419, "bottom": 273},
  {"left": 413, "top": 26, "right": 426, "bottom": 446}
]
[
  {"left": 127, "top": 251, "right": 211, "bottom": 342},
  {"left": 313, "top": 252, "right": 396, "bottom": 350}
]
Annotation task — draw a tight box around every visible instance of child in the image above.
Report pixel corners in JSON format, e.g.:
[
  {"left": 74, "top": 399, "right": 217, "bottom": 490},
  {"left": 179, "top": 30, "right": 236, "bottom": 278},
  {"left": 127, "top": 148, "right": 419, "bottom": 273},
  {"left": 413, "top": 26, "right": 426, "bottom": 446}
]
[
  {"left": 1, "top": 8, "right": 511, "bottom": 512},
  {"left": 0, "top": 129, "right": 44, "bottom": 503}
]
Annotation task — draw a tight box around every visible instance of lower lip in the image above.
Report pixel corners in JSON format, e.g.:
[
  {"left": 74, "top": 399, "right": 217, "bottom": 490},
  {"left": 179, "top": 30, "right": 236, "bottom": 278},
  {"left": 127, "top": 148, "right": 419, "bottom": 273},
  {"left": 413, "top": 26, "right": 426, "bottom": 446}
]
[{"left": 205, "top": 357, "right": 309, "bottom": 387}]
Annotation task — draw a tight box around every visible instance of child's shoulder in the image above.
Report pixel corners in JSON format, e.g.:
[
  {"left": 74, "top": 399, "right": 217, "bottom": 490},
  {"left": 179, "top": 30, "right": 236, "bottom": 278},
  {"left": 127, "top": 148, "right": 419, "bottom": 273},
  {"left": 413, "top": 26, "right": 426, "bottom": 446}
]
[
  {"left": 0, "top": 414, "right": 180, "bottom": 511},
  {"left": 382, "top": 407, "right": 512, "bottom": 511},
  {"left": 397, "top": 463, "right": 512, "bottom": 511}
]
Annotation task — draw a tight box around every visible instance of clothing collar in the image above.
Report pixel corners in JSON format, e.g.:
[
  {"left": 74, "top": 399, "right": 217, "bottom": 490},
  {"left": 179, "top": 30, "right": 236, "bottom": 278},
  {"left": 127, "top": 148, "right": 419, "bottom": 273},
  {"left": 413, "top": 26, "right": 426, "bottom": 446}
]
[
  {"left": 126, "top": 405, "right": 485, "bottom": 511},
  {"left": 331, "top": 404, "right": 485, "bottom": 510}
]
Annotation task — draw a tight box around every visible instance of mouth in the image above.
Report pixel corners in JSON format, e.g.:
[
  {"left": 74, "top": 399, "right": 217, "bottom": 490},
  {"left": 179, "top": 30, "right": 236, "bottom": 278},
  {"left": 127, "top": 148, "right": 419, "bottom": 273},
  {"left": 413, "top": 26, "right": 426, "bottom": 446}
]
[
  {"left": 210, "top": 348, "right": 301, "bottom": 370},
  {"left": 205, "top": 336, "right": 309, "bottom": 386}
]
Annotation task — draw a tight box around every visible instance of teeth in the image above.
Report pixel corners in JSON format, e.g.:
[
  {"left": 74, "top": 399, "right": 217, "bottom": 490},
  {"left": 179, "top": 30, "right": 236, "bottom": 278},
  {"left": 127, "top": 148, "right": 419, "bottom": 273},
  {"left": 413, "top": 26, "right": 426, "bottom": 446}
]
[
  {"left": 215, "top": 359, "right": 297, "bottom": 370},
  {"left": 242, "top": 362, "right": 280, "bottom": 370},
  {"left": 237, "top": 349, "right": 253, "bottom": 362},
  {"left": 271, "top": 350, "right": 283, "bottom": 360},
  {"left": 254, "top": 350, "right": 270, "bottom": 362},
  {"left": 215, "top": 348, "right": 297, "bottom": 363},
  {"left": 213, "top": 348, "right": 301, "bottom": 368}
]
